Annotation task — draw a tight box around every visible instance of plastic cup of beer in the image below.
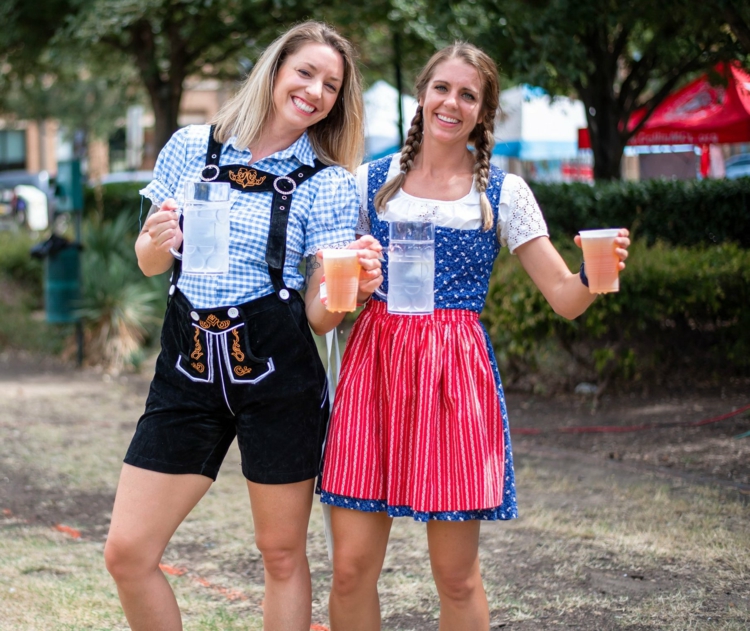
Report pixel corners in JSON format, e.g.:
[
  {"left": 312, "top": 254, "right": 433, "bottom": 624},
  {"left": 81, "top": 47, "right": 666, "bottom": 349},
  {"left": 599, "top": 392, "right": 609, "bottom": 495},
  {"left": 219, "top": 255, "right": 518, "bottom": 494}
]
[
  {"left": 579, "top": 229, "right": 622, "bottom": 294},
  {"left": 322, "top": 249, "right": 360, "bottom": 312}
]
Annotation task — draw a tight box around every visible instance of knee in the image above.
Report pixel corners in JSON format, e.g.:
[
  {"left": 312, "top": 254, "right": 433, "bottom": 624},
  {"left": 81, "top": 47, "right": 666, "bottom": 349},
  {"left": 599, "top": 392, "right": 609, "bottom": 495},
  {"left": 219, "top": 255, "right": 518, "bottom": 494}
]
[
  {"left": 433, "top": 567, "right": 481, "bottom": 605},
  {"left": 256, "top": 539, "right": 304, "bottom": 583},
  {"left": 332, "top": 551, "right": 378, "bottom": 598},
  {"left": 104, "top": 535, "right": 157, "bottom": 584}
]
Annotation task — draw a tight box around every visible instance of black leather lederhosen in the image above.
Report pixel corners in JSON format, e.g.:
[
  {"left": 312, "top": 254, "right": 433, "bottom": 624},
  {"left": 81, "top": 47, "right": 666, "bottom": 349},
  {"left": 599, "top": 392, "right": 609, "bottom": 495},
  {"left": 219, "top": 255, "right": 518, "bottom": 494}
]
[{"left": 125, "top": 127, "right": 331, "bottom": 484}]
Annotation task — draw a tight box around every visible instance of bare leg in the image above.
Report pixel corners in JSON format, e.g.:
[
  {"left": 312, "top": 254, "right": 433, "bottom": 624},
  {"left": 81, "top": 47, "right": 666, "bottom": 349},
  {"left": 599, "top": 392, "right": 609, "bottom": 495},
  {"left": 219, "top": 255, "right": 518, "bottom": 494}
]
[
  {"left": 328, "top": 507, "right": 392, "bottom": 631},
  {"left": 427, "top": 520, "right": 489, "bottom": 631},
  {"left": 104, "top": 464, "right": 213, "bottom": 631},
  {"left": 246, "top": 478, "right": 316, "bottom": 631}
]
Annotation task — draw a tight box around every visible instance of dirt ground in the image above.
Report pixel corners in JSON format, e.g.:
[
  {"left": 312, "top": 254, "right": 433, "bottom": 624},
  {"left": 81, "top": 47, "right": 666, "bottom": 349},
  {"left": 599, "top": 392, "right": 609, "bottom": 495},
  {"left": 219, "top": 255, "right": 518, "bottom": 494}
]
[{"left": 0, "top": 350, "right": 748, "bottom": 630}]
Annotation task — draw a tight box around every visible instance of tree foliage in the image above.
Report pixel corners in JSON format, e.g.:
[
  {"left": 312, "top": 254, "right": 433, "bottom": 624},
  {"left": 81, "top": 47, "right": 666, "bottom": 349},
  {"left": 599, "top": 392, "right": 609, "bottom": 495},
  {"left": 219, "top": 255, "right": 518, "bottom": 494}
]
[
  {"left": 415, "top": 0, "right": 743, "bottom": 180},
  {"left": 0, "top": 0, "right": 143, "bottom": 150}
]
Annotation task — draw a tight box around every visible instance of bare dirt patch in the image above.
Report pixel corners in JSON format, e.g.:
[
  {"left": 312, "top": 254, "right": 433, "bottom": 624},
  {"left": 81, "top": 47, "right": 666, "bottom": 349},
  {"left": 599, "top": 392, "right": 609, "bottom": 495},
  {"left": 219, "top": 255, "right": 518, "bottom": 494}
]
[
  {"left": 505, "top": 382, "right": 750, "bottom": 490},
  {"left": 1, "top": 352, "right": 749, "bottom": 629}
]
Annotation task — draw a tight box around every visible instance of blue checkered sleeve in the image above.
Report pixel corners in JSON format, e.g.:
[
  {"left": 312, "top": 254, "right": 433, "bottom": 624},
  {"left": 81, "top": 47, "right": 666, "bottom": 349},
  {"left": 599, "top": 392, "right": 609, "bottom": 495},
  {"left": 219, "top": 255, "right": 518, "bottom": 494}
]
[
  {"left": 303, "top": 167, "right": 359, "bottom": 255},
  {"left": 140, "top": 126, "right": 210, "bottom": 206}
]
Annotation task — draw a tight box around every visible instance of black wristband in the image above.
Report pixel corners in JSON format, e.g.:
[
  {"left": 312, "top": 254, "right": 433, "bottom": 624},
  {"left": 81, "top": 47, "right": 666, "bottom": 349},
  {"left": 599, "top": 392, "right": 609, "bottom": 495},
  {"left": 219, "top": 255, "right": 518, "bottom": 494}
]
[{"left": 579, "top": 262, "right": 589, "bottom": 288}]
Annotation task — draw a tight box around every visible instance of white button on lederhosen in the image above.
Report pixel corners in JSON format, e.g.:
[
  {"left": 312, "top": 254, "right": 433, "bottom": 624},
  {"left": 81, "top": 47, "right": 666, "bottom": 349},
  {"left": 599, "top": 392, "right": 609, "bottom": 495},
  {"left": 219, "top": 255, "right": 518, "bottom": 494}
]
[
  {"left": 169, "top": 285, "right": 176, "bottom": 296},
  {"left": 190, "top": 311, "right": 200, "bottom": 321},
  {"left": 279, "top": 289, "right": 290, "bottom": 300},
  {"left": 227, "top": 307, "right": 239, "bottom": 318}
]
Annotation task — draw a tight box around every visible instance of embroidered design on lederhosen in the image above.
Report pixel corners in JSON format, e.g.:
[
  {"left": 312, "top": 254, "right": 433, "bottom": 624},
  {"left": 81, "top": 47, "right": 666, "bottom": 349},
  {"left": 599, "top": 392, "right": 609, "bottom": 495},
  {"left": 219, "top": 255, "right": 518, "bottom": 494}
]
[
  {"left": 229, "top": 168, "right": 267, "bottom": 188},
  {"left": 176, "top": 311, "right": 274, "bottom": 385}
]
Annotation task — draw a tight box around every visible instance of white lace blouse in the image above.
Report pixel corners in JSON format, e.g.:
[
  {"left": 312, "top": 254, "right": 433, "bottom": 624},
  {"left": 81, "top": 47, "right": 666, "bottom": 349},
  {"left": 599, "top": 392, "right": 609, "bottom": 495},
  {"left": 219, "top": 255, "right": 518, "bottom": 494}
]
[{"left": 356, "top": 154, "right": 549, "bottom": 253}]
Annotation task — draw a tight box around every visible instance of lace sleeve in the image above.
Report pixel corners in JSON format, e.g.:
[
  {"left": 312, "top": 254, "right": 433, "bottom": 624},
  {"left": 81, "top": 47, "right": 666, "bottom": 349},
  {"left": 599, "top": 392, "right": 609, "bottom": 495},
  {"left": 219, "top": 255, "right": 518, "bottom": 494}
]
[
  {"left": 355, "top": 202, "right": 371, "bottom": 236},
  {"left": 505, "top": 176, "right": 549, "bottom": 253}
]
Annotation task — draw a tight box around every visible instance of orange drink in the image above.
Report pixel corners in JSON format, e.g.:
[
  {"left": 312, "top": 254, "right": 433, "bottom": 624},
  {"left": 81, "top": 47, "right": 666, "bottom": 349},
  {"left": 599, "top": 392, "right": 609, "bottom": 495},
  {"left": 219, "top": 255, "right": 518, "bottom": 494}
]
[
  {"left": 322, "top": 249, "right": 360, "bottom": 312},
  {"left": 579, "top": 229, "right": 621, "bottom": 294}
]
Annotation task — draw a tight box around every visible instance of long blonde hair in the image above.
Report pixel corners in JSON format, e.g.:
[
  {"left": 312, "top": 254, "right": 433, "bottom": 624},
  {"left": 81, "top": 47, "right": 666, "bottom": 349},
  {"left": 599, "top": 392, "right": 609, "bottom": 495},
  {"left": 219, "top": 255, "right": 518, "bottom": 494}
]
[
  {"left": 374, "top": 43, "right": 500, "bottom": 230},
  {"left": 213, "top": 22, "right": 364, "bottom": 173}
]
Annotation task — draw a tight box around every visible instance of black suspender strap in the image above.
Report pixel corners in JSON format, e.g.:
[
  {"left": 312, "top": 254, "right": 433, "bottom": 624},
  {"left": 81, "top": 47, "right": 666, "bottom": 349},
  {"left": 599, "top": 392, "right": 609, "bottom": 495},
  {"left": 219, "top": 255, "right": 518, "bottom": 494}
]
[{"left": 265, "top": 160, "right": 328, "bottom": 302}]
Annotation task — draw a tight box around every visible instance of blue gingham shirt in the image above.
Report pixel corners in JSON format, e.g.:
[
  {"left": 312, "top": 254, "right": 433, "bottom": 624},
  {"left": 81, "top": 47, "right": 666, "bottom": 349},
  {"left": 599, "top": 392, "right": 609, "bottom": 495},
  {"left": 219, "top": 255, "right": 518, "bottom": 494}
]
[{"left": 140, "top": 125, "right": 358, "bottom": 308}]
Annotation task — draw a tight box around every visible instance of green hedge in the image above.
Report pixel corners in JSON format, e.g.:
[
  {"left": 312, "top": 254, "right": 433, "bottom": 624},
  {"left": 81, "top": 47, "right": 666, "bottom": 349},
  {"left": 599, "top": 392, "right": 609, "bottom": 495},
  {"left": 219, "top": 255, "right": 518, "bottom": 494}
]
[
  {"left": 482, "top": 240, "right": 750, "bottom": 390},
  {"left": 84, "top": 182, "right": 147, "bottom": 232},
  {"left": 87, "top": 177, "right": 750, "bottom": 248},
  {"left": 530, "top": 177, "right": 750, "bottom": 248}
]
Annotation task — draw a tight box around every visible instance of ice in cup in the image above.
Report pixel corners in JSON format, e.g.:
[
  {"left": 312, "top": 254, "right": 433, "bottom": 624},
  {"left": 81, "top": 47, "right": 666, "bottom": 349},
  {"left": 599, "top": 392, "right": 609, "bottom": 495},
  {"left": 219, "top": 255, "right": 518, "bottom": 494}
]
[
  {"left": 578, "top": 229, "right": 622, "bottom": 294},
  {"left": 322, "top": 249, "right": 360, "bottom": 312}
]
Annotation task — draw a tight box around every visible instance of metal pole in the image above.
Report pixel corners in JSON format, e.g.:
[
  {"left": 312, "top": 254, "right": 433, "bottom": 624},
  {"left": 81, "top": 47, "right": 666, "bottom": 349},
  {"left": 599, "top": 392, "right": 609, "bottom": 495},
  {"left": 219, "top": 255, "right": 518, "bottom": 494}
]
[{"left": 75, "top": 209, "right": 83, "bottom": 367}]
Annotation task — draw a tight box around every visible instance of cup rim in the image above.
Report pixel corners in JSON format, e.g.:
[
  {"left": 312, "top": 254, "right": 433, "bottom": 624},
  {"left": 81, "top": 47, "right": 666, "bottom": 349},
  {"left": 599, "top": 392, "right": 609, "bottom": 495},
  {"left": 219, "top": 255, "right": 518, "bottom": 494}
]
[
  {"left": 578, "top": 228, "right": 621, "bottom": 238},
  {"left": 321, "top": 248, "right": 358, "bottom": 258}
]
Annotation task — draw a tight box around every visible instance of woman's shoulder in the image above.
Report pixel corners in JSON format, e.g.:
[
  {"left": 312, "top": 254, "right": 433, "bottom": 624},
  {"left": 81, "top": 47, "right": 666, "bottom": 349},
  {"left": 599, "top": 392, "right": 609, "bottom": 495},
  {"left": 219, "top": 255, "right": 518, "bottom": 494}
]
[
  {"left": 311, "top": 164, "right": 357, "bottom": 196},
  {"left": 167, "top": 124, "right": 211, "bottom": 145},
  {"left": 488, "top": 168, "right": 529, "bottom": 193},
  {"left": 160, "top": 124, "right": 211, "bottom": 161},
  {"left": 318, "top": 163, "right": 356, "bottom": 182},
  {"left": 360, "top": 154, "right": 399, "bottom": 175}
]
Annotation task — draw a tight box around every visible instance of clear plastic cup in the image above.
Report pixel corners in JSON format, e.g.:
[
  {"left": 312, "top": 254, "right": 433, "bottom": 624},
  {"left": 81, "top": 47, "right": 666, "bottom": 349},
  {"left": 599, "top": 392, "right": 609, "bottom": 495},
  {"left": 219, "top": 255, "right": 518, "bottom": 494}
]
[
  {"left": 322, "top": 249, "right": 360, "bottom": 312},
  {"left": 579, "top": 228, "right": 621, "bottom": 294}
]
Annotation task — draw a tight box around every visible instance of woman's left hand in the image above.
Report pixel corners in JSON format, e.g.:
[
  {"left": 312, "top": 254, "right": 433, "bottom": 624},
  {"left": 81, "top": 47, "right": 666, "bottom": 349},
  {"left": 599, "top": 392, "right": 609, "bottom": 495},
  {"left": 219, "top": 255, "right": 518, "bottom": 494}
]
[{"left": 574, "top": 228, "right": 631, "bottom": 270}]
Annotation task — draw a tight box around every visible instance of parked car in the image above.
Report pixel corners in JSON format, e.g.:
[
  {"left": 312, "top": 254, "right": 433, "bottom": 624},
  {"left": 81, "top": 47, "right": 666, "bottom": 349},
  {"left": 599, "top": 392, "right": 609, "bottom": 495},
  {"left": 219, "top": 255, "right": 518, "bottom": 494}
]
[
  {"left": 0, "top": 170, "right": 54, "bottom": 229},
  {"left": 725, "top": 154, "right": 750, "bottom": 180}
]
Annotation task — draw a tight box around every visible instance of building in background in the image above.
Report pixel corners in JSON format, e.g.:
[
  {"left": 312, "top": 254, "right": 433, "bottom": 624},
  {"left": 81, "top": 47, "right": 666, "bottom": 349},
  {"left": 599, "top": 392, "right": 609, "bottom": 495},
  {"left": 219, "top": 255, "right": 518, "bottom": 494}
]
[{"left": 492, "top": 85, "right": 592, "bottom": 182}]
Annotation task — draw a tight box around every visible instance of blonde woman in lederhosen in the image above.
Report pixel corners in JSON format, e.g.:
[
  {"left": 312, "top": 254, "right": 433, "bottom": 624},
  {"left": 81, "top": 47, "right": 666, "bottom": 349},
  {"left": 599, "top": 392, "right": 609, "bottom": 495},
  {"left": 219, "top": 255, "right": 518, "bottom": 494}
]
[
  {"left": 320, "top": 43, "right": 630, "bottom": 630},
  {"left": 104, "top": 22, "right": 382, "bottom": 631}
]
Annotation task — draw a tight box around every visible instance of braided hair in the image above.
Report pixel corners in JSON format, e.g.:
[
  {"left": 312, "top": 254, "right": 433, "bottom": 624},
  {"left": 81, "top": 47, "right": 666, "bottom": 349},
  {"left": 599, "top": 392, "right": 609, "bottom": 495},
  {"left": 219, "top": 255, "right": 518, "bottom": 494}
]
[
  {"left": 373, "top": 42, "right": 500, "bottom": 233},
  {"left": 373, "top": 106, "right": 423, "bottom": 212}
]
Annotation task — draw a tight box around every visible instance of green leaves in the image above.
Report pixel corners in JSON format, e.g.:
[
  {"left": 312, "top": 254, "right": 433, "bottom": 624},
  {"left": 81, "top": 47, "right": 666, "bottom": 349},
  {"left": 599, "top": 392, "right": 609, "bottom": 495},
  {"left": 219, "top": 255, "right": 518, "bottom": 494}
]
[
  {"left": 78, "top": 211, "right": 165, "bottom": 370},
  {"left": 483, "top": 240, "right": 750, "bottom": 390},
  {"left": 531, "top": 177, "right": 750, "bottom": 248}
]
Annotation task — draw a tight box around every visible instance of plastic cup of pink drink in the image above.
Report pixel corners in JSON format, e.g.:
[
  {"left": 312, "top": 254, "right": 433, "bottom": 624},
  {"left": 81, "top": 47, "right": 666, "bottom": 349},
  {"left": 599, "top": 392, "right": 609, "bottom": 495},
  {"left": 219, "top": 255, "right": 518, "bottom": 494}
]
[{"left": 579, "top": 229, "right": 622, "bottom": 294}]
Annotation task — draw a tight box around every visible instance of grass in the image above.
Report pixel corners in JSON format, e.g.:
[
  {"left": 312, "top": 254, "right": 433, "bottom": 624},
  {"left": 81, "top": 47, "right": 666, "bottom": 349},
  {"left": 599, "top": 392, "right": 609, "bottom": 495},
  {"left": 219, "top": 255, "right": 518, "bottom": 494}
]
[{"left": 0, "top": 360, "right": 748, "bottom": 629}]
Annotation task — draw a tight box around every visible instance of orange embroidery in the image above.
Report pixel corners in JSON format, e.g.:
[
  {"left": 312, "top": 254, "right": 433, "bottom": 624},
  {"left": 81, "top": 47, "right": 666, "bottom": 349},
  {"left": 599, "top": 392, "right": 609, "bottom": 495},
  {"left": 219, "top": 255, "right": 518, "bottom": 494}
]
[
  {"left": 229, "top": 168, "right": 266, "bottom": 188},
  {"left": 234, "top": 366, "right": 252, "bottom": 376},
  {"left": 200, "top": 314, "right": 230, "bottom": 329},
  {"left": 191, "top": 362, "right": 205, "bottom": 373},
  {"left": 231, "top": 329, "right": 245, "bottom": 362},
  {"left": 190, "top": 328, "right": 204, "bottom": 360}
]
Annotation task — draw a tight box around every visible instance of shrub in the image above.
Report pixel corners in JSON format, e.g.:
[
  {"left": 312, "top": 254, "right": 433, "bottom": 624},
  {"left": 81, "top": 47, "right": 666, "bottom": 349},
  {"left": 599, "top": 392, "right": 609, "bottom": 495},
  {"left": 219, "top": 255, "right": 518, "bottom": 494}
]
[
  {"left": 84, "top": 182, "right": 148, "bottom": 227},
  {"left": 482, "top": 240, "right": 750, "bottom": 391},
  {"left": 530, "top": 177, "right": 750, "bottom": 247},
  {"left": 78, "top": 213, "right": 166, "bottom": 370},
  {"left": 0, "top": 231, "right": 43, "bottom": 291}
]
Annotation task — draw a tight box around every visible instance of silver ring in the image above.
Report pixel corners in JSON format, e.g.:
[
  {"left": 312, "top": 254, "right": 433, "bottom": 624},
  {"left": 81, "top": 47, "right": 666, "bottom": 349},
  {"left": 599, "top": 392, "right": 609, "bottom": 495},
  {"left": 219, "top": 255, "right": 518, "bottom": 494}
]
[
  {"left": 273, "top": 176, "right": 297, "bottom": 195},
  {"left": 201, "top": 164, "right": 220, "bottom": 181}
]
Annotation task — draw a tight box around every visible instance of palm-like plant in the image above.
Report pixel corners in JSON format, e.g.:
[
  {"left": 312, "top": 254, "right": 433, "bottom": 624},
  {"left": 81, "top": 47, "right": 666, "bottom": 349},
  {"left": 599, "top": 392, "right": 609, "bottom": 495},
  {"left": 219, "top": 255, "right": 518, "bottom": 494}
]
[{"left": 78, "top": 212, "right": 165, "bottom": 371}]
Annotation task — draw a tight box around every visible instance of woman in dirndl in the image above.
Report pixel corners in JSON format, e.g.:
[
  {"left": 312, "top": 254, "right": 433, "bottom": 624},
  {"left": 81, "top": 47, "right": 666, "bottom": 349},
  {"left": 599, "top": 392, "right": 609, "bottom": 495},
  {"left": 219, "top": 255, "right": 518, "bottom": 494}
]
[
  {"left": 103, "top": 22, "right": 382, "bottom": 631},
  {"left": 320, "top": 43, "right": 630, "bottom": 629}
]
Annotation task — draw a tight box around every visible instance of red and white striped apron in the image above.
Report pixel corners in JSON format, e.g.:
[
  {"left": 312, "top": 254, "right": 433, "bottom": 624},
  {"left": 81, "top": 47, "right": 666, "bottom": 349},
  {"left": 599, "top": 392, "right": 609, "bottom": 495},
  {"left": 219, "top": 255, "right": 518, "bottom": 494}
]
[{"left": 321, "top": 300, "right": 505, "bottom": 514}]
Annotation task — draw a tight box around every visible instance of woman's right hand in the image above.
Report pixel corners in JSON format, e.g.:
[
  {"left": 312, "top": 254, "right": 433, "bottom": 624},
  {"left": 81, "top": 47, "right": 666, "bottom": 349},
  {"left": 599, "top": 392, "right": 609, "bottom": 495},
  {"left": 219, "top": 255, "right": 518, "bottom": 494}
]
[
  {"left": 348, "top": 235, "right": 383, "bottom": 300},
  {"left": 143, "top": 198, "right": 182, "bottom": 253}
]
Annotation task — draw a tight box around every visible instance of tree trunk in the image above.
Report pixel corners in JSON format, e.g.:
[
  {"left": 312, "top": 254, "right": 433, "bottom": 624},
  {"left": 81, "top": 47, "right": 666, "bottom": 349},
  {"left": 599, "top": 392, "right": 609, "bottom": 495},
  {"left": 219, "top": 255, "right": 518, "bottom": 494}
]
[
  {"left": 150, "top": 80, "right": 184, "bottom": 154},
  {"left": 585, "top": 102, "right": 625, "bottom": 181},
  {"left": 126, "top": 19, "right": 187, "bottom": 154}
]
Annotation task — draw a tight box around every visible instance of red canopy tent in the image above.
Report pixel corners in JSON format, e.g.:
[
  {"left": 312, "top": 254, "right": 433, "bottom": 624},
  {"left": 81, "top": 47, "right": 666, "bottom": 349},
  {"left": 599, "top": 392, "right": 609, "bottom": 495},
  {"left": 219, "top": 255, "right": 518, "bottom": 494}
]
[{"left": 578, "top": 62, "right": 750, "bottom": 156}]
